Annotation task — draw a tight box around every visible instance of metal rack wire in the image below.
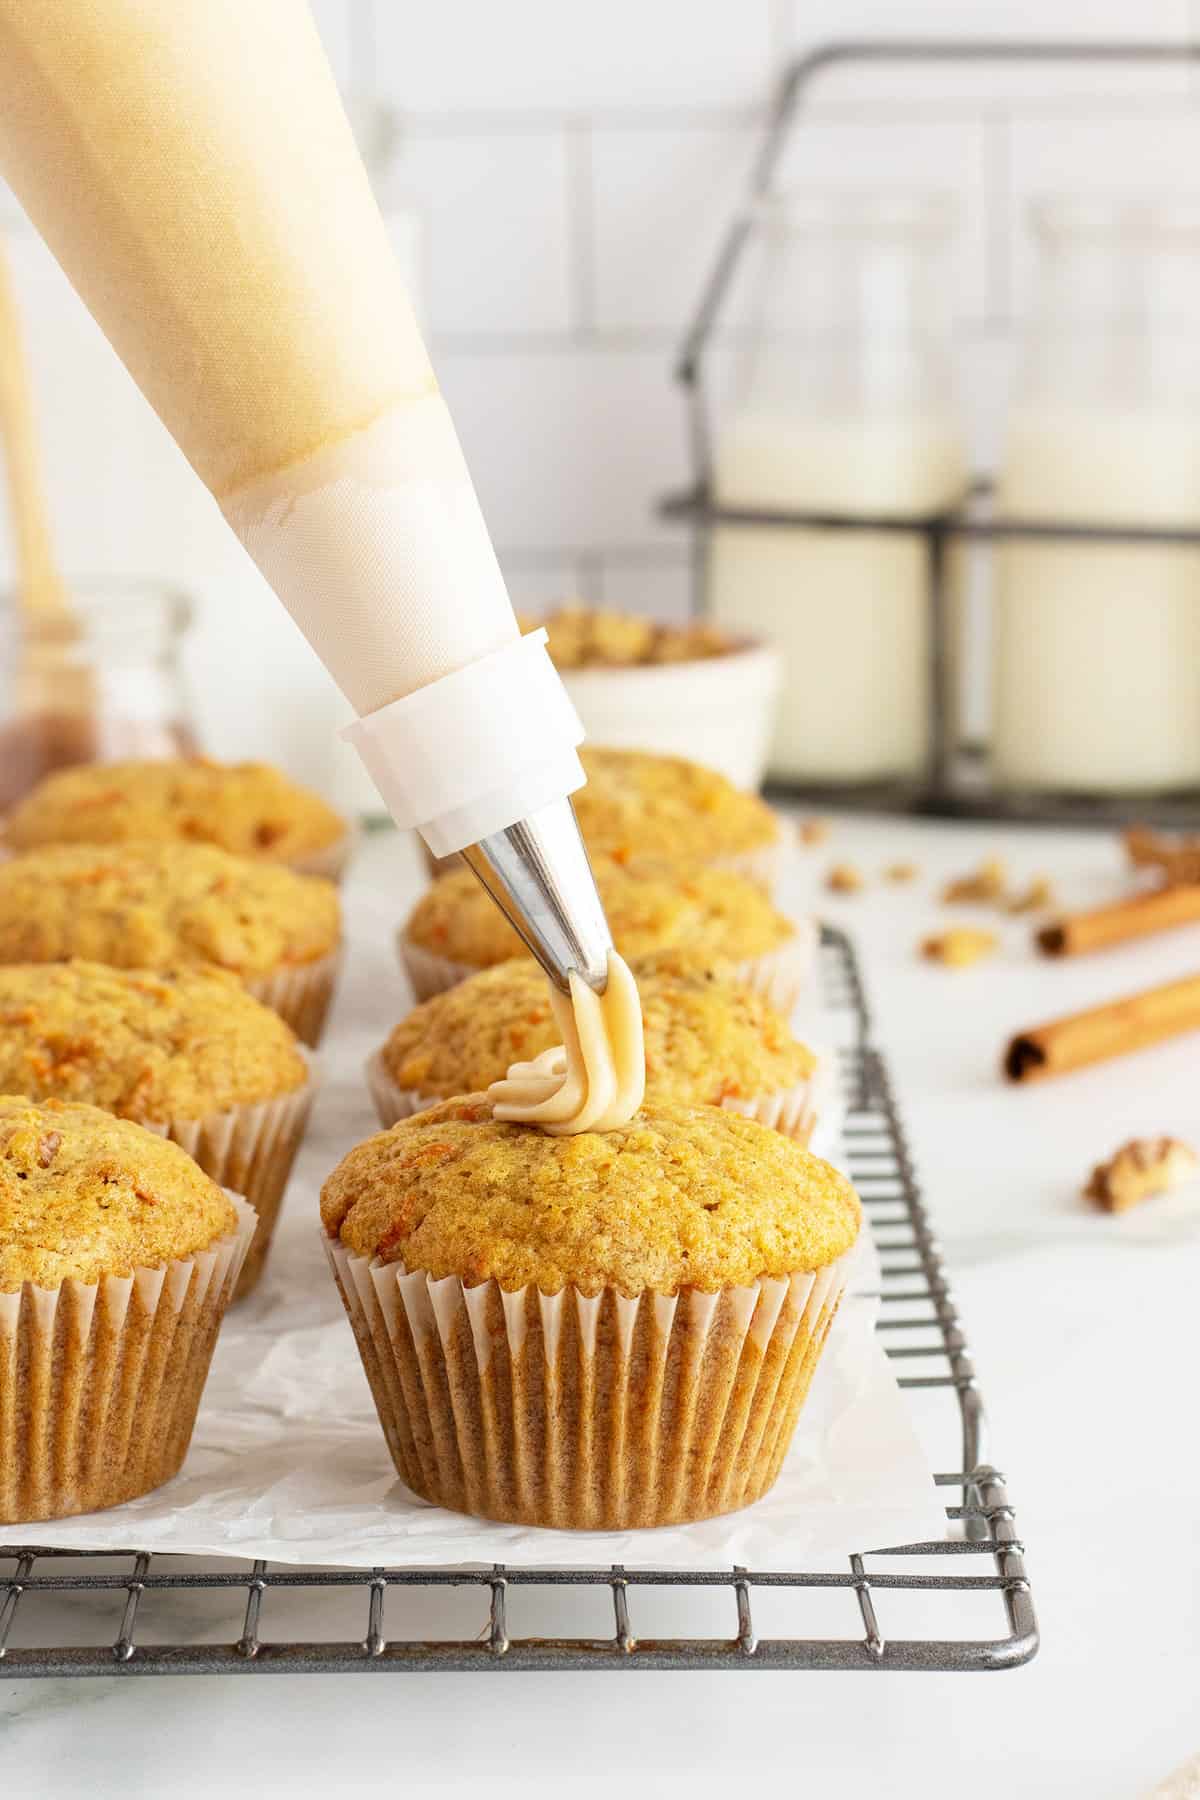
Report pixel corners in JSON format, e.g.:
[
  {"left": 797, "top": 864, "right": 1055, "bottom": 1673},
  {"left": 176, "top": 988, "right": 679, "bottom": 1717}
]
[{"left": 0, "top": 926, "right": 1037, "bottom": 1676}]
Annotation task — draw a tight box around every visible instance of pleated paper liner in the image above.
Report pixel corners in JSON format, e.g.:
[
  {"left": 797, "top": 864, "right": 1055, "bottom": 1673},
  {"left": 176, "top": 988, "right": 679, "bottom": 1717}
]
[
  {"left": 716, "top": 837, "right": 786, "bottom": 897},
  {"left": 0, "top": 1193, "right": 255, "bottom": 1525},
  {"left": 143, "top": 1055, "right": 319, "bottom": 1299},
  {"left": 323, "top": 1231, "right": 853, "bottom": 1530},
  {"left": 244, "top": 946, "right": 343, "bottom": 1048},
  {"left": 285, "top": 820, "right": 359, "bottom": 884},
  {"left": 397, "top": 920, "right": 818, "bottom": 1013},
  {"left": 365, "top": 1047, "right": 832, "bottom": 1150}
]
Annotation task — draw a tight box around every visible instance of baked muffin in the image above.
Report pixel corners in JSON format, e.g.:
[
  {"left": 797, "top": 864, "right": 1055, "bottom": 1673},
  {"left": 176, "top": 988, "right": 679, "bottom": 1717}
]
[
  {"left": 0, "top": 1097, "right": 253, "bottom": 1522},
  {"left": 321, "top": 1096, "right": 860, "bottom": 1529},
  {"left": 573, "top": 747, "right": 782, "bottom": 888},
  {"left": 0, "top": 843, "right": 342, "bottom": 1046},
  {"left": 0, "top": 962, "right": 316, "bottom": 1296},
  {"left": 400, "top": 859, "right": 812, "bottom": 1013},
  {"left": 519, "top": 605, "right": 734, "bottom": 669},
  {"left": 370, "top": 951, "right": 827, "bottom": 1144},
  {"left": 419, "top": 743, "right": 780, "bottom": 886},
  {"left": 3, "top": 756, "right": 352, "bottom": 879}
]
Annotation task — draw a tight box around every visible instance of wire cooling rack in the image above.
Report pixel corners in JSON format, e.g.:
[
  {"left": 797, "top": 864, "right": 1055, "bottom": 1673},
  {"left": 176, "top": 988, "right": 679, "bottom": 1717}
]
[{"left": 0, "top": 926, "right": 1036, "bottom": 1676}]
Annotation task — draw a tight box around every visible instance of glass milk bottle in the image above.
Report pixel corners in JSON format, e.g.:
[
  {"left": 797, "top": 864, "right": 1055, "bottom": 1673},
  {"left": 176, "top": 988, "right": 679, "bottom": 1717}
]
[
  {"left": 993, "top": 198, "right": 1200, "bottom": 795},
  {"left": 707, "top": 193, "right": 968, "bottom": 788}
]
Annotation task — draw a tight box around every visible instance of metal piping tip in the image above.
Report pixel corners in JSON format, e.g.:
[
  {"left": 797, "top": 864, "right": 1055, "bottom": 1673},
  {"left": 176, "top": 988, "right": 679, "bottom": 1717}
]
[{"left": 460, "top": 796, "right": 613, "bottom": 994}]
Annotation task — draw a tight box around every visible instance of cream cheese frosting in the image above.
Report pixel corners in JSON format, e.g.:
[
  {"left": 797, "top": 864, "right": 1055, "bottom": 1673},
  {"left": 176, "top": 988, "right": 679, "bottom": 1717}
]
[{"left": 488, "top": 952, "right": 645, "bottom": 1136}]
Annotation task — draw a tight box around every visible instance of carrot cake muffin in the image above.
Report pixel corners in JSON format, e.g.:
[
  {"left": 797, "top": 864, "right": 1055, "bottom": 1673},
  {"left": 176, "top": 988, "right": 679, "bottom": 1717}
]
[
  {"left": 572, "top": 747, "right": 781, "bottom": 887},
  {"left": 0, "top": 961, "right": 316, "bottom": 1296},
  {"left": 0, "top": 1097, "right": 252, "bottom": 1522},
  {"left": 400, "top": 858, "right": 810, "bottom": 1012},
  {"left": 0, "top": 843, "right": 342, "bottom": 1046},
  {"left": 321, "top": 1096, "right": 861, "bottom": 1529},
  {"left": 3, "top": 756, "right": 351, "bottom": 878},
  {"left": 520, "top": 604, "right": 733, "bottom": 668},
  {"left": 371, "top": 950, "right": 824, "bottom": 1142}
]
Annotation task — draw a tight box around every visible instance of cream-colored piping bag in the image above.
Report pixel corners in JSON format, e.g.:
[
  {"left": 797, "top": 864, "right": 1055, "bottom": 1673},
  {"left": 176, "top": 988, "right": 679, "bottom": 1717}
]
[
  {"left": 0, "top": 0, "right": 515, "bottom": 714},
  {"left": 0, "top": 0, "right": 645, "bottom": 1130}
]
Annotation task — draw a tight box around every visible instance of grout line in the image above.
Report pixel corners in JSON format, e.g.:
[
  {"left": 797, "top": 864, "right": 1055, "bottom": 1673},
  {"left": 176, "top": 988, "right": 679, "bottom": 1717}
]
[
  {"left": 394, "top": 92, "right": 1200, "bottom": 137},
  {"left": 565, "top": 117, "right": 596, "bottom": 337},
  {"left": 431, "top": 316, "right": 1008, "bottom": 357},
  {"left": 400, "top": 104, "right": 764, "bottom": 135},
  {"left": 500, "top": 544, "right": 691, "bottom": 570}
]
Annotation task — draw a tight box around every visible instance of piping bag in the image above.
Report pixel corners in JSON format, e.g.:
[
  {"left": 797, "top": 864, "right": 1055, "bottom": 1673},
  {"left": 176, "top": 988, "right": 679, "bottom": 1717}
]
[{"left": 0, "top": 0, "right": 643, "bottom": 1126}]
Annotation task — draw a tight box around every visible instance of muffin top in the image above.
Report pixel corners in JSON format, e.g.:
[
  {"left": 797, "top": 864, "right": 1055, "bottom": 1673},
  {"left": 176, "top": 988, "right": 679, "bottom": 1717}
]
[
  {"left": 3, "top": 757, "right": 345, "bottom": 862},
  {"left": 322, "top": 1096, "right": 859, "bottom": 1296},
  {"left": 405, "top": 859, "right": 792, "bottom": 970},
  {"left": 573, "top": 748, "right": 779, "bottom": 862},
  {"left": 0, "top": 961, "right": 309, "bottom": 1121},
  {"left": 382, "top": 951, "right": 814, "bottom": 1105},
  {"left": 0, "top": 844, "right": 340, "bottom": 976},
  {"left": 0, "top": 1096, "right": 238, "bottom": 1290},
  {"left": 520, "top": 605, "right": 734, "bottom": 670}
]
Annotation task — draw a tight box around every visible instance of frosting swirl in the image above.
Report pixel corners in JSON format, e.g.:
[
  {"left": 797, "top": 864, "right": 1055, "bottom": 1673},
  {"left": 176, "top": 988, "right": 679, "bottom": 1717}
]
[{"left": 488, "top": 952, "right": 644, "bottom": 1135}]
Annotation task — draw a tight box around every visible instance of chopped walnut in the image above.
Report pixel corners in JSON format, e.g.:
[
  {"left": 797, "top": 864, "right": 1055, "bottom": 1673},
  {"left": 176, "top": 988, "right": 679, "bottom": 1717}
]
[
  {"left": 941, "top": 856, "right": 1007, "bottom": 905},
  {"left": 798, "top": 818, "right": 830, "bottom": 848},
  {"left": 36, "top": 1130, "right": 62, "bottom": 1168},
  {"left": 826, "top": 862, "right": 864, "bottom": 894},
  {"left": 884, "top": 861, "right": 918, "bottom": 884},
  {"left": 1007, "top": 876, "right": 1056, "bottom": 915},
  {"left": 1124, "top": 825, "right": 1200, "bottom": 887},
  {"left": 1084, "top": 1137, "right": 1199, "bottom": 1214},
  {"left": 921, "top": 927, "right": 998, "bottom": 968}
]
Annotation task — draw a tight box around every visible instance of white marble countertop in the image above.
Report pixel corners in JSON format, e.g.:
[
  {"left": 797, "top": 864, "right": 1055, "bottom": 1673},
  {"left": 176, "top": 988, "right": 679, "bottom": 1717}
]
[{"left": 3, "top": 812, "right": 1198, "bottom": 1798}]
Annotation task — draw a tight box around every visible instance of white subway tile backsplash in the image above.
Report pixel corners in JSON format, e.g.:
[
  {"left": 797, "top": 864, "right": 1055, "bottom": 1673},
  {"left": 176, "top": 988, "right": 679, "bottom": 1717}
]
[
  {"left": 307, "top": 0, "right": 357, "bottom": 89},
  {"left": 590, "top": 124, "right": 756, "bottom": 335},
  {"left": 783, "top": 2, "right": 1195, "bottom": 104},
  {"left": 435, "top": 346, "right": 688, "bottom": 551},
  {"left": 595, "top": 552, "right": 694, "bottom": 620},
  {"left": 1005, "top": 109, "right": 1200, "bottom": 313},
  {"left": 499, "top": 554, "right": 588, "bottom": 612},
  {"left": 590, "top": 113, "right": 989, "bottom": 336},
  {"left": 402, "top": 129, "right": 571, "bottom": 335},
  {"left": 370, "top": 0, "right": 775, "bottom": 112}
]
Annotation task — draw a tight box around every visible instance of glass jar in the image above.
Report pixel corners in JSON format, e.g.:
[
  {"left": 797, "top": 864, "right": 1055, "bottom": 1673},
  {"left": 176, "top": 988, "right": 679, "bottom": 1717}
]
[
  {"left": 992, "top": 197, "right": 1200, "bottom": 795},
  {"left": 0, "top": 579, "right": 197, "bottom": 809},
  {"left": 706, "top": 191, "right": 968, "bottom": 788}
]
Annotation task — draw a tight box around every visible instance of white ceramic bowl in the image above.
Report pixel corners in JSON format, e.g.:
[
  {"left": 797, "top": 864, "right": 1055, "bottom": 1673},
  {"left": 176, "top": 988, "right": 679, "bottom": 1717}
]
[{"left": 559, "top": 637, "right": 781, "bottom": 790}]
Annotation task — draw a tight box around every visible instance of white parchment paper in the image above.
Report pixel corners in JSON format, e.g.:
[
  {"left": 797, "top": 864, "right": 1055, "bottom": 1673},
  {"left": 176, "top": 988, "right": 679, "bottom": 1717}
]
[{"left": 2, "top": 838, "right": 945, "bottom": 1566}]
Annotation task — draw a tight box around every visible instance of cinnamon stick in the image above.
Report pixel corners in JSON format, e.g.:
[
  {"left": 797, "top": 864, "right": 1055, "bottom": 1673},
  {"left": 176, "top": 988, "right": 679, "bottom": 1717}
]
[
  {"left": 1004, "top": 973, "right": 1200, "bottom": 1083},
  {"left": 1037, "top": 886, "right": 1200, "bottom": 957}
]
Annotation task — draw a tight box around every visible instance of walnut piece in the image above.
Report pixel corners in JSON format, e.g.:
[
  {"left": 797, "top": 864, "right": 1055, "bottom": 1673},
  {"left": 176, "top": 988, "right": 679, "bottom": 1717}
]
[
  {"left": 1084, "top": 1137, "right": 1199, "bottom": 1214},
  {"left": 1124, "top": 825, "right": 1200, "bottom": 887},
  {"left": 941, "top": 856, "right": 1007, "bottom": 905},
  {"left": 1007, "top": 876, "right": 1055, "bottom": 915},
  {"left": 798, "top": 818, "right": 830, "bottom": 848},
  {"left": 920, "top": 927, "right": 998, "bottom": 968},
  {"left": 826, "top": 862, "right": 864, "bottom": 894},
  {"left": 36, "top": 1129, "right": 62, "bottom": 1168},
  {"left": 884, "top": 861, "right": 918, "bottom": 884}
]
